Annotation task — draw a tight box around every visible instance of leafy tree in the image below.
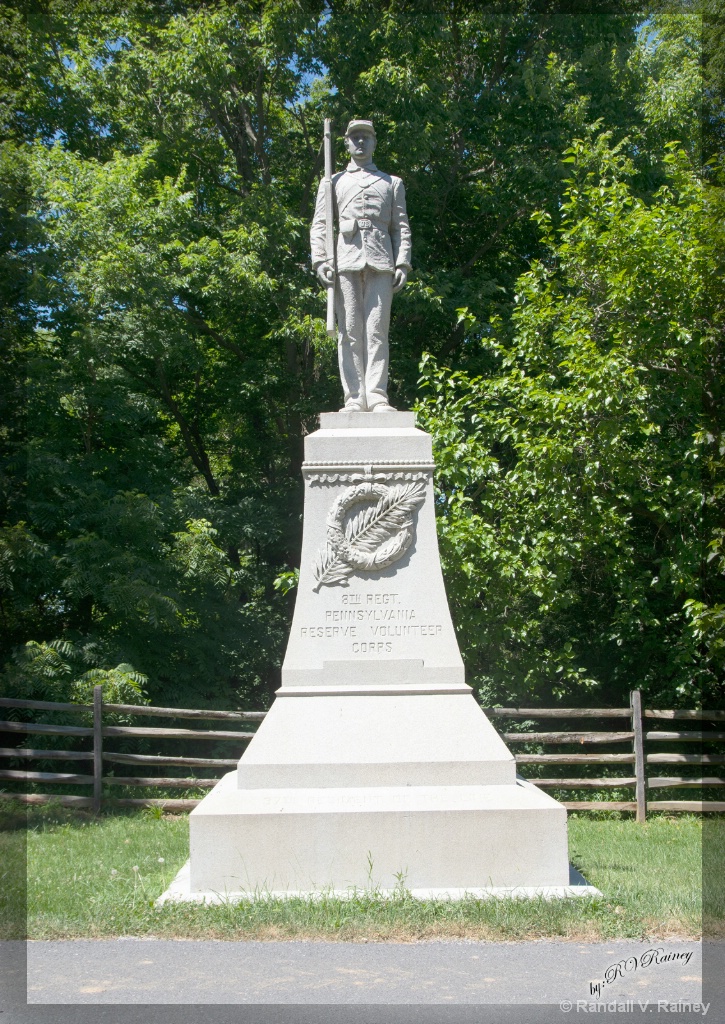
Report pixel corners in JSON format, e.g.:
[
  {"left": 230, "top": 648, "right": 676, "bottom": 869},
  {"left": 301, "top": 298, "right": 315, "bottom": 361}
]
[
  {"left": 2, "top": 0, "right": 332, "bottom": 708},
  {"left": 418, "top": 131, "right": 718, "bottom": 706},
  {"left": 321, "top": 0, "right": 649, "bottom": 398},
  {"left": 1, "top": 1, "right": 719, "bottom": 712}
]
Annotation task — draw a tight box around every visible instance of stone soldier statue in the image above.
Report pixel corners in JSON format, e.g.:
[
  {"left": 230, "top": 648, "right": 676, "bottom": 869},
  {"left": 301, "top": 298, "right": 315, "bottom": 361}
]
[{"left": 310, "top": 119, "right": 412, "bottom": 412}]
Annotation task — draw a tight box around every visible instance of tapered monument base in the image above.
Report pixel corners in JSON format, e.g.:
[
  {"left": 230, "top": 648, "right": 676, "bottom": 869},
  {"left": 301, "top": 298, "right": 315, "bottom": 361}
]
[{"left": 179, "top": 413, "right": 574, "bottom": 900}]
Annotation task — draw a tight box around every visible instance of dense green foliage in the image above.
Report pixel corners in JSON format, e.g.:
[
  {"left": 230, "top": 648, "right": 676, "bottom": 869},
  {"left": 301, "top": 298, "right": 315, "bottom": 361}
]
[
  {"left": 0, "top": 1, "right": 721, "bottom": 710},
  {"left": 418, "top": 137, "right": 718, "bottom": 704}
]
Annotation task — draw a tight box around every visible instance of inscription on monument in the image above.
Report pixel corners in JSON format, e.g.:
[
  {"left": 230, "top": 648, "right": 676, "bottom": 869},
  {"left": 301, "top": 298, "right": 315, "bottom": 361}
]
[
  {"left": 300, "top": 589, "right": 442, "bottom": 651},
  {"left": 300, "top": 626, "right": 359, "bottom": 638}
]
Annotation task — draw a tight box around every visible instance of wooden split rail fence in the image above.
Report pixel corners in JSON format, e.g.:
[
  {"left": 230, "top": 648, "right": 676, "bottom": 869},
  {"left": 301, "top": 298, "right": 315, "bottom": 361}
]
[
  {"left": 1, "top": 689, "right": 723, "bottom": 820},
  {"left": 0, "top": 688, "right": 263, "bottom": 813},
  {"left": 484, "top": 691, "right": 725, "bottom": 821}
]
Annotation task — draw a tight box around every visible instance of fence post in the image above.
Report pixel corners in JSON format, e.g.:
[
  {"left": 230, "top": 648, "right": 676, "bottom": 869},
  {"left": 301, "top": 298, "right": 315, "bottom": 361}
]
[
  {"left": 630, "top": 689, "right": 646, "bottom": 822},
  {"left": 93, "top": 684, "right": 103, "bottom": 814}
]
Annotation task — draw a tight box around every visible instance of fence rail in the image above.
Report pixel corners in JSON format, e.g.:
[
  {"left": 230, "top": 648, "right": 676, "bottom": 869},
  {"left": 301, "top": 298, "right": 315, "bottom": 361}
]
[
  {"left": 1, "top": 690, "right": 723, "bottom": 818},
  {"left": 502, "top": 731, "right": 635, "bottom": 743},
  {"left": 486, "top": 696, "right": 724, "bottom": 819},
  {"left": 0, "top": 697, "right": 264, "bottom": 721},
  {"left": 0, "top": 688, "right": 255, "bottom": 814},
  {"left": 101, "top": 725, "right": 256, "bottom": 741}
]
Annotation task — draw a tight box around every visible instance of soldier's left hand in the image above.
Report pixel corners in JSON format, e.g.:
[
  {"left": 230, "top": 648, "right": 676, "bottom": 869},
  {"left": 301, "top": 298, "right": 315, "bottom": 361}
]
[{"left": 393, "top": 268, "right": 408, "bottom": 293}]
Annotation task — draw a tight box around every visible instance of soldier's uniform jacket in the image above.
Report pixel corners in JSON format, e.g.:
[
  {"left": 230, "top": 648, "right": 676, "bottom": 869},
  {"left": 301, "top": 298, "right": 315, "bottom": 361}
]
[{"left": 311, "top": 161, "right": 412, "bottom": 274}]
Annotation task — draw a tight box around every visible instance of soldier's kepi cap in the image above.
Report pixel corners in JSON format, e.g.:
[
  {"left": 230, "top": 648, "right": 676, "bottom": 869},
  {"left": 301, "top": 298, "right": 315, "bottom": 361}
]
[{"left": 345, "top": 119, "right": 376, "bottom": 138}]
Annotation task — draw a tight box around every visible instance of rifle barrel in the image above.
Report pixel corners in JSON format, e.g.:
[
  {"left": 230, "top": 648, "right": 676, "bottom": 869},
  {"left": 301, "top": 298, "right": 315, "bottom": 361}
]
[
  {"left": 324, "top": 118, "right": 333, "bottom": 180},
  {"left": 323, "top": 118, "right": 336, "bottom": 337}
]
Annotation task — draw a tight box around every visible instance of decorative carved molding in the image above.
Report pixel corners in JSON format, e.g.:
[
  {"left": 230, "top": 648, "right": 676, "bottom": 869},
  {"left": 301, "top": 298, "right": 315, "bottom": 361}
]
[
  {"left": 313, "top": 480, "right": 426, "bottom": 590},
  {"left": 303, "top": 461, "right": 434, "bottom": 486},
  {"left": 304, "top": 461, "right": 434, "bottom": 466},
  {"left": 309, "top": 471, "right": 430, "bottom": 485}
]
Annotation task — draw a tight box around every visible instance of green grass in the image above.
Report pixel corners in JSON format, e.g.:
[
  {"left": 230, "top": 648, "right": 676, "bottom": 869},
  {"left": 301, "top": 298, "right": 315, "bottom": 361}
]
[
  {"left": 0, "top": 804, "right": 27, "bottom": 939},
  {"left": 9, "top": 803, "right": 718, "bottom": 942}
]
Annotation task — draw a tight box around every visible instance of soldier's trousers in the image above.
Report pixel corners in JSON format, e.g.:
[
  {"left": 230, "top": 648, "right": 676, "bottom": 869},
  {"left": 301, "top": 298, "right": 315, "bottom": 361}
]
[{"left": 335, "top": 267, "right": 393, "bottom": 409}]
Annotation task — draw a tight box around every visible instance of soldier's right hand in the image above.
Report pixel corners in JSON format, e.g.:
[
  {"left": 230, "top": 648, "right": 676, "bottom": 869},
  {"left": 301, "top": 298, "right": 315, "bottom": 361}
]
[{"left": 316, "top": 261, "right": 335, "bottom": 287}]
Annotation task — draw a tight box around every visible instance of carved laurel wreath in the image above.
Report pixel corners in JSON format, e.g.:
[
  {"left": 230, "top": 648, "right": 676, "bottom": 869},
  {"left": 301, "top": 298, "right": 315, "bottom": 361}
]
[{"left": 312, "top": 480, "right": 426, "bottom": 591}]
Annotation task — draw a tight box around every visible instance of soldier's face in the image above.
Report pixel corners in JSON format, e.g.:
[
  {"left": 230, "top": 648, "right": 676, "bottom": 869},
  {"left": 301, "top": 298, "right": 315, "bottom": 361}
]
[{"left": 346, "top": 130, "right": 376, "bottom": 162}]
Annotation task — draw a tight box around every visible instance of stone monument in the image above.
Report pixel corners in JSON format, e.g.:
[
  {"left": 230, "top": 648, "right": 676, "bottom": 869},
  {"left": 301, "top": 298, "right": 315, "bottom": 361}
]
[{"left": 164, "top": 119, "right": 587, "bottom": 901}]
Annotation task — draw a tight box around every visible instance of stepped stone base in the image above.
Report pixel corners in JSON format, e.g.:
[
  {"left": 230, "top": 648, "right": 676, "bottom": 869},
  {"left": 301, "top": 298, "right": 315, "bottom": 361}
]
[
  {"left": 158, "top": 858, "right": 601, "bottom": 904},
  {"left": 235, "top": 691, "right": 515, "bottom": 789},
  {"left": 188, "top": 772, "right": 569, "bottom": 894},
  {"left": 181, "top": 413, "right": 573, "bottom": 899}
]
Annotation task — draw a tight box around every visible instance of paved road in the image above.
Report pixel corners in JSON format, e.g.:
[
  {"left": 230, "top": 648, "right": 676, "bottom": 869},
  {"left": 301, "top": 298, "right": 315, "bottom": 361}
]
[
  {"left": 20, "top": 938, "right": 709, "bottom": 1007},
  {"left": 2, "top": 939, "right": 722, "bottom": 1024}
]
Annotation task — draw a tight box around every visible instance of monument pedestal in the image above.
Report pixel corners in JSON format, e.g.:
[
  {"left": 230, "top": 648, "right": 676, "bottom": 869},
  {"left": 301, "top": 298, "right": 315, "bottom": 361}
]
[{"left": 174, "top": 413, "right": 581, "bottom": 898}]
